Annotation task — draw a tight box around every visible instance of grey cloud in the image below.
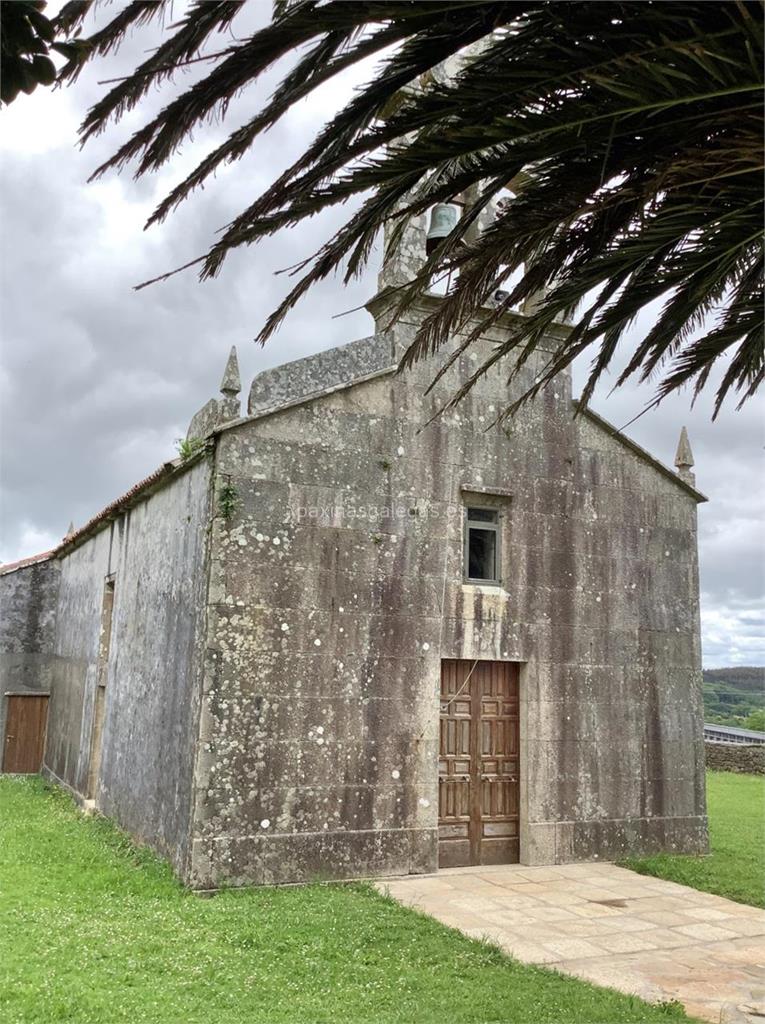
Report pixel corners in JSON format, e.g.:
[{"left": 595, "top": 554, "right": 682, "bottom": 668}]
[{"left": 1, "top": 6, "right": 762, "bottom": 671}]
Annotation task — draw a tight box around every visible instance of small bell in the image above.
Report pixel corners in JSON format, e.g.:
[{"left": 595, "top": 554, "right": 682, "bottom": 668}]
[{"left": 425, "top": 203, "right": 459, "bottom": 254}]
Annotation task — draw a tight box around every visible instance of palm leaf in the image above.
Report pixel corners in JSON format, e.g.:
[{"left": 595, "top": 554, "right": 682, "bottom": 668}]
[{"left": 69, "top": 0, "right": 764, "bottom": 417}]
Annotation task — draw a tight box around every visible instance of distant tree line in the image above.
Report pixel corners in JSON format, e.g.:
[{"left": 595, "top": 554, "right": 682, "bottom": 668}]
[{"left": 703, "top": 667, "right": 765, "bottom": 730}]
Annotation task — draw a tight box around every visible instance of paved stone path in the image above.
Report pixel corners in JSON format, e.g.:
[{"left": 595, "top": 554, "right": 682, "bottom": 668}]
[{"left": 378, "top": 863, "right": 765, "bottom": 1023}]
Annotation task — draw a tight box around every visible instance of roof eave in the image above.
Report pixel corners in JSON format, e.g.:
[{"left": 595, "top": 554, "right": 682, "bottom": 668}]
[
  {"left": 365, "top": 290, "right": 574, "bottom": 346},
  {"left": 54, "top": 447, "right": 211, "bottom": 559},
  {"left": 580, "top": 405, "right": 708, "bottom": 503},
  {"left": 212, "top": 364, "right": 398, "bottom": 439},
  {"left": 0, "top": 550, "right": 55, "bottom": 577},
  {"left": 214, "top": 361, "right": 707, "bottom": 507}
]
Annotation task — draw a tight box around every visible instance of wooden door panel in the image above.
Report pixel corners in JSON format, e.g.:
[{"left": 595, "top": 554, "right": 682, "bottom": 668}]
[
  {"left": 478, "top": 660, "right": 519, "bottom": 864},
  {"left": 438, "top": 660, "right": 472, "bottom": 867},
  {"left": 2, "top": 694, "right": 49, "bottom": 774},
  {"left": 438, "top": 660, "right": 519, "bottom": 867}
]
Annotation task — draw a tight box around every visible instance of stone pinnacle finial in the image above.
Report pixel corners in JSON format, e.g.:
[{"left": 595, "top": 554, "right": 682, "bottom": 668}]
[
  {"left": 65, "top": 520, "right": 75, "bottom": 538},
  {"left": 674, "top": 426, "right": 695, "bottom": 485},
  {"left": 219, "top": 346, "right": 241, "bottom": 397}
]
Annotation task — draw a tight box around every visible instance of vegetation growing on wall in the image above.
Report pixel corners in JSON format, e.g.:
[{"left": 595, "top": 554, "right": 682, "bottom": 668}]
[
  {"left": 176, "top": 437, "right": 207, "bottom": 462},
  {"left": 217, "top": 481, "right": 239, "bottom": 522}
]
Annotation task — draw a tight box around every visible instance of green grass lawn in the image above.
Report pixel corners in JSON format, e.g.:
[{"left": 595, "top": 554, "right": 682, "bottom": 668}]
[
  {"left": 0, "top": 778, "right": 694, "bottom": 1024},
  {"left": 623, "top": 770, "right": 765, "bottom": 908}
]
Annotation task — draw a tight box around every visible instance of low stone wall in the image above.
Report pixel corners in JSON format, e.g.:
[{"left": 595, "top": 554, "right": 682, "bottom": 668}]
[{"left": 705, "top": 741, "right": 765, "bottom": 775}]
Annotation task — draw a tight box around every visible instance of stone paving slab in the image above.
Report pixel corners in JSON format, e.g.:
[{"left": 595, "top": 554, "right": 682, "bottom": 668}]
[{"left": 377, "top": 863, "right": 765, "bottom": 1023}]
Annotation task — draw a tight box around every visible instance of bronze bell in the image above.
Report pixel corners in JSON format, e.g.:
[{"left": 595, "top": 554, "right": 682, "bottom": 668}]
[{"left": 425, "top": 203, "right": 459, "bottom": 254}]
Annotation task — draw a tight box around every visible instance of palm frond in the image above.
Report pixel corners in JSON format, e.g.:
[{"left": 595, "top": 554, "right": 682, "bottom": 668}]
[{"left": 70, "top": 0, "right": 764, "bottom": 416}]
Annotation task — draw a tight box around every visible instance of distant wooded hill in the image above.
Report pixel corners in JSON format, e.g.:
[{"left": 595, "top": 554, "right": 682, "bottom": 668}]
[{"left": 703, "top": 667, "right": 765, "bottom": 729}]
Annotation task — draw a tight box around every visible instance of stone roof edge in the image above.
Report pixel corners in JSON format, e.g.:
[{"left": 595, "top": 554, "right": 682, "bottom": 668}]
[
  {"left": 6, "top": 361, "right": 397, "bottom": 569},
  {"left": 213, "top": 364, "right": 399, "bottom": 438},
  {"left": 19, "top": 370, "right": 704, "bottom": 570},
  {"left": 53, "top": 447, "right": 212, "bottom": 560},
  {"left": 226, "top": 297, "right": 571, "bottom": 436},
  {"left": 365, "top": 291, "right": 573, "bottom": 346},
  {"left": 216, "top": 367, "right": 708, "bottom": 505},
  {"left": 581, "top": 405, "right": 708, "bottom": 503},
  {"left": 0, "top": 549, "right": 56, "bottom": 577}
]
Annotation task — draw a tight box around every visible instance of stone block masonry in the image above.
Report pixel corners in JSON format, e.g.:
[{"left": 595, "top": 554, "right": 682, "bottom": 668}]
[
  {"left": 0, "top": 556, "right": 60, "bottom": 765},
  {"left": 705, "top": 741, "right": 765, "bottom": 775},
  {"left": 2, "top": 177, "right": 710, "bottom": 888},
  {"left": 185, "top": 308, "right": 708, "bottom": 888}
]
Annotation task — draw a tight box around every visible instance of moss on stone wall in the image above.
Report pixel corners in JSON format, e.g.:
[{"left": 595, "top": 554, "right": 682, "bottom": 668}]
[{"left": 705, "top": 742, "right": 765, "bottom": 775}]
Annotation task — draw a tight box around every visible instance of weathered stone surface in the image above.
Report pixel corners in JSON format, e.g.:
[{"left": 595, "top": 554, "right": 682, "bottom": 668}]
[
  {"left": 674, "top": 425, "right": 696, "bottom": 486},
  {"left": 0, "top": 558, "right": 60, "bottom": 759},
  {"left": 219, "top": 345, "right": 241, "bottom": 396},
  {"left": 248, "top": 334, "right": 393, "bottom": 416},
  {"left": 41, "top": 459, "right": 213, "bottom": 876},
  {"left": 186, "top": 397, "right": 221, "bottom": 440},
  {"left": 705, "top": 742, "right": 765, "bottom": 775},
  {"left": 7, "top": 233, "right": 706, "bottom": 891},
  {"left": 184, "top": 292, "right": 707, "bottom": 888},
  {"left": 186, "top": 347, "right": 242, "bottom": 439}
]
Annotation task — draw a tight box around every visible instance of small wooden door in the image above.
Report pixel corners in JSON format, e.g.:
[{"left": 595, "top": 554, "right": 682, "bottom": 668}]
[
  {"left": 438, "top": 660, "right": 519, "bottom": 867},
  {"left": 2, "top": 694, "right": 49, "bottom": 773}
]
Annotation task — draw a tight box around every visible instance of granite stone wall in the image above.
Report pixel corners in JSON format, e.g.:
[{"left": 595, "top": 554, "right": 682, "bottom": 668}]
[
  {"left": 43, "top": 458, "right": 213, "bottom": 875},
  {"left": 705, "top": 742, "right": 765, "bottom": 775},
  {"left": 0, "top": 558, "right": 60, "bottom": 763},
  {"left": 186, "top": 302, "right": 707, "bottom": 888}
]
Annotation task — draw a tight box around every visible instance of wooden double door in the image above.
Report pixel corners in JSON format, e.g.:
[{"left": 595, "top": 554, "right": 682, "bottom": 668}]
[{"left": 438, "top": 660, "right": 520, "bottom": 867}]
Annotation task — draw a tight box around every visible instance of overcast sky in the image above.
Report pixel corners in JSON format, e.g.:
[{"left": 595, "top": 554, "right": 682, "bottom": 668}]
[{"left": 1, "top": 3, "right": 762, "bottom": 669}]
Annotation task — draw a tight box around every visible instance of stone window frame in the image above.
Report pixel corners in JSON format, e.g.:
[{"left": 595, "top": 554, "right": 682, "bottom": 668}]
[
  {"left": 463, "top": 505, "right": 502, "bottom": 586},
  {"left": 460, "top": 487, "right": 512, "bottom": 588}
]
